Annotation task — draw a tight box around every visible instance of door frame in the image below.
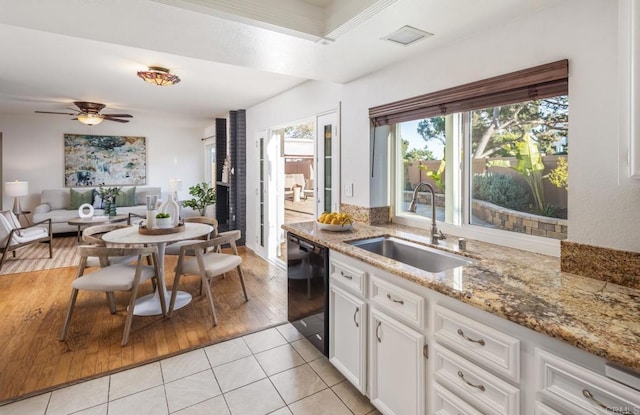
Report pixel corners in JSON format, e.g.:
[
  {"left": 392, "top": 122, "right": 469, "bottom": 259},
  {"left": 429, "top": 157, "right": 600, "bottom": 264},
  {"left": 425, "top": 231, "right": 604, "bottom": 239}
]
[{"left": 257, "top": 106, "right": 341, "bottom": 265}]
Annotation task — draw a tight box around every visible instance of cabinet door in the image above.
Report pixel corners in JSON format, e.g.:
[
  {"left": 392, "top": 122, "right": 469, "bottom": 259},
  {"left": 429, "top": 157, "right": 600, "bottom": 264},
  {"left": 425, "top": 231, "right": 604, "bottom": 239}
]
[
  {"left": 370, "top": 308, "right": 425, "bottom": 415},
  {"left": 330, "top": 284, "right": 367, "bottom": 393}
]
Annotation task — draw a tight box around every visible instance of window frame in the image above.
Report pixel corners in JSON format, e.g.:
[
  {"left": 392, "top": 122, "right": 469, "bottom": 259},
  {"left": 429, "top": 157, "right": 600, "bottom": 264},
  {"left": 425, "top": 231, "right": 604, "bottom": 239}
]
[{"left": 383, "top": 62, "right": 569, "bottom": 257}]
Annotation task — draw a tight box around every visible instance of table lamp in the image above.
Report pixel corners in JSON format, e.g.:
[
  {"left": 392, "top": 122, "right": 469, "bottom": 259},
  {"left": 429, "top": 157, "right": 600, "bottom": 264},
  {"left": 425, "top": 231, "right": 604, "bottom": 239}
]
[
  {"left": 168, "top": 178, "right": 183, "bottom": 201},
  {"left": 5, "top": 181, "right": 29, "bottom": 215}
]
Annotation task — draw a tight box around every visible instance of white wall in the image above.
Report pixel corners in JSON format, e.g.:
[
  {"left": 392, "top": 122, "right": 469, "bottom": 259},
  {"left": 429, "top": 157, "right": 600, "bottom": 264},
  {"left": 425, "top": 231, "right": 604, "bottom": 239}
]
[
  {"left": 1, "top": 114, "right": 205, "bottom": 211},
  {"left": 247, "top": 0, "right": 640, "bottom": 253}
]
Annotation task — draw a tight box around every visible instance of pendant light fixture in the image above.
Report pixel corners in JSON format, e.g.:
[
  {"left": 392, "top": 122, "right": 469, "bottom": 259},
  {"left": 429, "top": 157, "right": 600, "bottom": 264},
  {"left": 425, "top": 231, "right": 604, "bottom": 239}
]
[
  {"left": 76, "top": 113, "right": 104, "bottom": 125},
  {"left": 137, "top": 66, "right": 181, "bottom": 86}
]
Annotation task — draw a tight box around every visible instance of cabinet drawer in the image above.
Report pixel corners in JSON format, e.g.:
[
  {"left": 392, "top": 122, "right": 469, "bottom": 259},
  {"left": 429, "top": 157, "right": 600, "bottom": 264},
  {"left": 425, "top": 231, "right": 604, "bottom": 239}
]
[
  {"left": 434, "top": 383, "right": 483, "bottom": 415},
  {"left": 536, "top": 348, "right": 640, "bottom": 415},
  {"left": 434, "top": 304, "right": 520, "bottom": 382},
  {"left": 330, "top": 257, "right": 367, "bottom": 297},
  {"left": 534, "top": 402, "right": 564, "bottom": 415},
  {"left": 370, "top": 276, "right": 425, "bottom": 329},
  {"left": 434, "top": 345, "right": 520, "bottom": 415}
]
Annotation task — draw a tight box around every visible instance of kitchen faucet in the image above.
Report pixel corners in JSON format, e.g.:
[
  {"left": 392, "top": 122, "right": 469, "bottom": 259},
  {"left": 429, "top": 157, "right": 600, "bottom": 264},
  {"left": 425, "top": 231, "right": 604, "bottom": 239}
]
[{"left": 408, "top": 182, "right": 446, "bottom": 245}]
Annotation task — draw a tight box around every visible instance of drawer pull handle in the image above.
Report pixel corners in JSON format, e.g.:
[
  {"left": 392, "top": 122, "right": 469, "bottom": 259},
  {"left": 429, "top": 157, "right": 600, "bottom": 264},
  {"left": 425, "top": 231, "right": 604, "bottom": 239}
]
[
  {"left": 340, "top": 271, "right": 353, "bottom": 280},
  {"left": 386, "top": 293, "right": 404, "bottom": 305},
  {"left": 457, "top": 329, "right": 485, "bottom": 346},
  {"left": 376, "top": 321, "right": 382, "bottom": 343},
  {"left": 582, "top": 389, "right": 633, "bottom": 414},
  {"left": 457, "top": 371, "right": 485, "bottom": 392},
  {"left": 353, "top": 307, "right": 359, "bottom": 327}
]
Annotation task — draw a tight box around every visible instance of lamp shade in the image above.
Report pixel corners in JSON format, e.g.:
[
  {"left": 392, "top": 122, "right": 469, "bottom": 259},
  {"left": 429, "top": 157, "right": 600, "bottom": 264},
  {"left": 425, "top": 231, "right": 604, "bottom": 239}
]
[{"left": 5, "top": 181, "right": 28, "bottom": 197}]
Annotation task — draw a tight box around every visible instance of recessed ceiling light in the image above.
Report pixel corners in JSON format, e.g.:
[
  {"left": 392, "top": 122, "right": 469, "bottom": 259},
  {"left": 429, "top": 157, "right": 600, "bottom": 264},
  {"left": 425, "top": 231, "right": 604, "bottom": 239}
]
[{"left": 383, "top": 25, "right": 433, "bottom": 46}]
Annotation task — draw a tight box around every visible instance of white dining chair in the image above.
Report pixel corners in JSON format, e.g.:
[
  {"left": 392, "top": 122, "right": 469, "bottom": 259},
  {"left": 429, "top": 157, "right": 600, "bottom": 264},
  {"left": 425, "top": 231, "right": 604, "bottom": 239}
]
[
  {"left": 167, "top": 230, "right": 248, "bottom": 326},
  {"left": 82, "top": 223, "right": 138, "bottom": 267},
  {"left": 59, "top": 245, "right": 165, "bottom": 346},
  {"left": 164, "top": 216, "right": 219, "bottom": 256}
]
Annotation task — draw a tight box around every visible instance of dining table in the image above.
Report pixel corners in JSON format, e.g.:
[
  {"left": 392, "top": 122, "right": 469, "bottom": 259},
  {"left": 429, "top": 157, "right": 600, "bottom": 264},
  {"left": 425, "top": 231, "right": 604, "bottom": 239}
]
[{"left": 101, "top": 222, "right": 213, "bottom": 316}]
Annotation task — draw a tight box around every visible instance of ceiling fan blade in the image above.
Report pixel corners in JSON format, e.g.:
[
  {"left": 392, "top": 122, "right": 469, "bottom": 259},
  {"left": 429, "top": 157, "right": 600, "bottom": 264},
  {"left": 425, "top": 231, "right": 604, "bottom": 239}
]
[
  {"left": 103, "top": 114, "right": 133, "bottom": 118},
  {"left": 103, "top": 117, "right": 130, "bottom": 123},
  {"left": 35, "top": 111, "right": 76, "bottom": 115}
]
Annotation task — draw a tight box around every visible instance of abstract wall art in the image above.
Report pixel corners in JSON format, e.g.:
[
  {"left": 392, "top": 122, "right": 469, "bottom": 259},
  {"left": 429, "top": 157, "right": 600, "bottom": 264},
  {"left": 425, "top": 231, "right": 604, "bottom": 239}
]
[{"left": 63, "top": 134, "right": 147, "bottom": 187}]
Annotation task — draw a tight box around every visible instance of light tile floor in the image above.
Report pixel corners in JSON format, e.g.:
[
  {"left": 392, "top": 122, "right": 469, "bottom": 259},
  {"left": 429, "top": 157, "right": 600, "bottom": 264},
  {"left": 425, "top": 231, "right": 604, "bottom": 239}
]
[{"left": 0, "top": 324, "right": 381, "bottom": 415}]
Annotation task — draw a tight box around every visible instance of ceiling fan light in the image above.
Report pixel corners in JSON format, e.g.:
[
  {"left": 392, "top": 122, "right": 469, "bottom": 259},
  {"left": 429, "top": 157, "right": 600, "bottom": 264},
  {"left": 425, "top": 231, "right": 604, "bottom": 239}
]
[
  {"left": 137, "top": 66, "right": 181, "bottom": 86},
  {"left": 77, "top": 113, "right": 104, "bottom": 125}
]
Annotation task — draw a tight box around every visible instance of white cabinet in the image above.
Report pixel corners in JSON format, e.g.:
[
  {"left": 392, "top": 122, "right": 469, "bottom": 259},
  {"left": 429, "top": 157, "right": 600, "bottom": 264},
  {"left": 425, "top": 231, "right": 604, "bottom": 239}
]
[
  {"left": 433, "top": 304, "right": 520, "bottom": 383},
  {"left": 534, "top": 401, "right": 564, "bottom": 415},
  {"left": 536, "top": 348, "right": 640, "bottom": 414},
  {"left": 370, "top": 307, "right": 426, "bottom": 415},
  {"left": 370, "top": 275, "right": 425, "bottom": 328},
  {"left": 329, "top": 251, "right": 428, "bottom": 415},
  {"left": 327, "top": 246, "right": 640, "bottom": 415},
  {"left": 329, "top": 283, "right": 367, "bottom": 393},
  {"left": 433, "top": 344, "right": 520, "bottom": 415},
  {"left": 330, "top": 256, "right": 367, "bottom": 297},
  {"left": 434, "top": 383, "right": 484, "bottom": 415}
]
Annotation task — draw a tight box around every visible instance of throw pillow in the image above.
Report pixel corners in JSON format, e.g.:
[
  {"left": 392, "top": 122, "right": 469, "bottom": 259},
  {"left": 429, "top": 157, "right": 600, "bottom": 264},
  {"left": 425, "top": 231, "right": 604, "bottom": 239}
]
[
  {"left": 117, "top": 187, "right": 136, "bottom": 207},
  {"left": 70, "top": 188, "right": 95, "bottom": 210}
]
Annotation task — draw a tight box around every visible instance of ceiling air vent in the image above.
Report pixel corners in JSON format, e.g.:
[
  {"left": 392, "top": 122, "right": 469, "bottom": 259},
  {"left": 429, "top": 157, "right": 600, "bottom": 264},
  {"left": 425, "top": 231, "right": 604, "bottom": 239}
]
[{"left": 383, "top": 25, "right": 433, "bottom": 46}]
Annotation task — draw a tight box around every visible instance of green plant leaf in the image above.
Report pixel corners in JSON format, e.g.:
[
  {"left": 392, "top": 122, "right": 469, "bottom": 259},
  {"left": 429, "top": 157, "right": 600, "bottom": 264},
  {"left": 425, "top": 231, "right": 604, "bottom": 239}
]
[{"left": 182, "top": 182, "right": 216, "bottom": 216}]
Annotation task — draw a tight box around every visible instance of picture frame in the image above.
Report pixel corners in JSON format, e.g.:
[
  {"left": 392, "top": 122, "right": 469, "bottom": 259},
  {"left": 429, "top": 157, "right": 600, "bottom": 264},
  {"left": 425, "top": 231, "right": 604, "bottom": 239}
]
[{"left": 63, "top": 134, "right": 147, "bottom": 187}]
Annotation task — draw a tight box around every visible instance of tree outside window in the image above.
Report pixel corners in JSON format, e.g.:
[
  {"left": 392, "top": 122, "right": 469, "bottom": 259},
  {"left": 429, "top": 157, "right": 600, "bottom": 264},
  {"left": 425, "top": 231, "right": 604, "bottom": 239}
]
[{"left": 398, "top": 95, "right": 568, "bottom": 239}]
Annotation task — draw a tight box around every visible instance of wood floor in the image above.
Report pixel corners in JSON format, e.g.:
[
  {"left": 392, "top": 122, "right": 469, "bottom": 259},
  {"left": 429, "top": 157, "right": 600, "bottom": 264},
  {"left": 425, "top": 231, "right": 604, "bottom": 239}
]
[{"left": 0, "top": 248, "right": 287, "bottom": 404}]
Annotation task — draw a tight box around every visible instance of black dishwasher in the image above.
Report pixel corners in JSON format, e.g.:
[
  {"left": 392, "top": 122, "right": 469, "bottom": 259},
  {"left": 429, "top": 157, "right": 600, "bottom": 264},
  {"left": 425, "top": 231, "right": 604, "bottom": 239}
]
[{"left": 287, "top": 232, "right": 329, "bottom": 356}]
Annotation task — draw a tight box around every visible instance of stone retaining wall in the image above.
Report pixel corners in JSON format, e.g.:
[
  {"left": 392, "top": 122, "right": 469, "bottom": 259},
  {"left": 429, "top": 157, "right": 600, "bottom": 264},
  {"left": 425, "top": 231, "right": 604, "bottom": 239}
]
[
  {"left": 402, "top": 191, "right": 567, "bottom": 239},
  {"left": 472, "top": 199, "right": 567, "bottom": 240}
]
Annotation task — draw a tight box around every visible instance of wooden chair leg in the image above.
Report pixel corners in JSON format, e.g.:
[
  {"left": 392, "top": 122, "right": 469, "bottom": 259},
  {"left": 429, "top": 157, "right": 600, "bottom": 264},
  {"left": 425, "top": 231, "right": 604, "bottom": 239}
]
[
  {"left": 121, "top": 282, "right": 141, "bottom": 346},
  {"left": 168, "top": 273, "right": 182, "bottom": 318},
  {"left": 202, "top": 274, "right": 218, "bottom": 326},
  {"left": 156, "top": 276, "right": 167, "bottom": 316},
  {"left": 106, "top": 292, "right": 117, "bottom": 313},
  {"left": 60, "top": 288, "right": 79, "bottom": 341},
  {"left": 237, "top": 266, "right": 249, "bottom": 301},
  {"left": 0, "top": 250, "right": 8, "bottom": 272}
]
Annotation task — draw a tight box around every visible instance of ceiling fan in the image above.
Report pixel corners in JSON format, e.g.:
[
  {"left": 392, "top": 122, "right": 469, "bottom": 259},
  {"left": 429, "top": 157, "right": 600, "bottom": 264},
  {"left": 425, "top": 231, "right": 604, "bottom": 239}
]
[{"left": 35, "top": 101, "right": 133, "bottom": 125}]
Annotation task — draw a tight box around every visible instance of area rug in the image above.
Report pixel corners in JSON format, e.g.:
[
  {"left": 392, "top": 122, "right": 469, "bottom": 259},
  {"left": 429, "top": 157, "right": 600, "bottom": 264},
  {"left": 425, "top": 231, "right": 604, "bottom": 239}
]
[{"left": 0, "top": 236, "right": 79, "bottom": 275}]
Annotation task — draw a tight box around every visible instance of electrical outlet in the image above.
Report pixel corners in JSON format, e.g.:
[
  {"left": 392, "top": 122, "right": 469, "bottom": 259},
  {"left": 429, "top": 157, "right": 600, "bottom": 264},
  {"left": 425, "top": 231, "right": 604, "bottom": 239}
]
[{"left": 344, "top": 183, "right": 353, "bottom": 197}]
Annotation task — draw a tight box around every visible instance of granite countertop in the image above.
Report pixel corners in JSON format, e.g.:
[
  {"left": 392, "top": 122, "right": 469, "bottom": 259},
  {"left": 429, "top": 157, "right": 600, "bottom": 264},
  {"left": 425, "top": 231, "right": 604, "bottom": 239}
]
[{"left": 282, "top": 221, "right": 640, "bottom": 372}]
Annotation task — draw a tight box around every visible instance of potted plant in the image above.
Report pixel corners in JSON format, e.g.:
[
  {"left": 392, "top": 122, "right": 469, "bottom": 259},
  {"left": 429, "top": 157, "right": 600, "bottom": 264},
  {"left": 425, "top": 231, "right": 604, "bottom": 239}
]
[
  {"left": 182, "top": 182, "right": 216, "bottom": 216},
  {"left": 155, "top": 212, "right": 173, "bottom": 229},
  {"left": 97, "top": 186, "right": 121, "bottom": 216}
]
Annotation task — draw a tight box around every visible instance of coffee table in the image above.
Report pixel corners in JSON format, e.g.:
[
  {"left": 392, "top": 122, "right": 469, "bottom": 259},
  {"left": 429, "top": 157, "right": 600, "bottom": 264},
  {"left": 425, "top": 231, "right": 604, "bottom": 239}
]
[{"left": 68, "top": 215, "right": 128, "bottom": 242}]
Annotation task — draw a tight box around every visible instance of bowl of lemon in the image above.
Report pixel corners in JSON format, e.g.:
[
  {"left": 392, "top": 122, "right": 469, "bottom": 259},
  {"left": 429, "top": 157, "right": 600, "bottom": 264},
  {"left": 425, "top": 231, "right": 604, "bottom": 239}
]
[{"left": 317, "top": 211, "right": 354, "bottom": 231}]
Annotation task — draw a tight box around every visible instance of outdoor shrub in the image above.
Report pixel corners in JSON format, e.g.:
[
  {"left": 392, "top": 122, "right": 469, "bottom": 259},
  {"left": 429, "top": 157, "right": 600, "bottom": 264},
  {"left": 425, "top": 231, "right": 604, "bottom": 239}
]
[{"left": 473, "top": 172, "right": 530, "bottom": 211}]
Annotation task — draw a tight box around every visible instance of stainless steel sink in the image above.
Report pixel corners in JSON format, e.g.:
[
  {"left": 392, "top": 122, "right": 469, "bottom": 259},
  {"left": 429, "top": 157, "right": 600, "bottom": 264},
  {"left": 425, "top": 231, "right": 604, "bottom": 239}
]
[{"left": 347, "top": 236, "right": 473, "bottom": 273}]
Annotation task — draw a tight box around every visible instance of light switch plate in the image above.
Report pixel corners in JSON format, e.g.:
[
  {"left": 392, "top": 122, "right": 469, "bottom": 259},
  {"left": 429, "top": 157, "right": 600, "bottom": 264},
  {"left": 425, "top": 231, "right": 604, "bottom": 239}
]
[{"left": 344, "top": 183, "right": 353, "bottom": 197}]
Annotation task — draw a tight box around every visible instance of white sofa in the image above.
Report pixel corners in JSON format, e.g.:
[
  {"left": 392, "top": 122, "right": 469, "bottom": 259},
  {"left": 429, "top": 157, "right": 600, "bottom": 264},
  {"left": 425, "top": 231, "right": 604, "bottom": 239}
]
[{"left": 33, "top": 186, "right": 161, "bottom": 234}]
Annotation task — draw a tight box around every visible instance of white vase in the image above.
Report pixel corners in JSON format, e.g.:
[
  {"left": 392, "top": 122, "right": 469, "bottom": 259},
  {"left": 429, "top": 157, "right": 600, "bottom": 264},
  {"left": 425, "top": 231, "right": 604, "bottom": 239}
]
[
  {"left": 158, "top": 194, "right": 180, "bottom": 227},
  {"left": 146, "top": 209, "right": 157, "bottom": 229}
]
